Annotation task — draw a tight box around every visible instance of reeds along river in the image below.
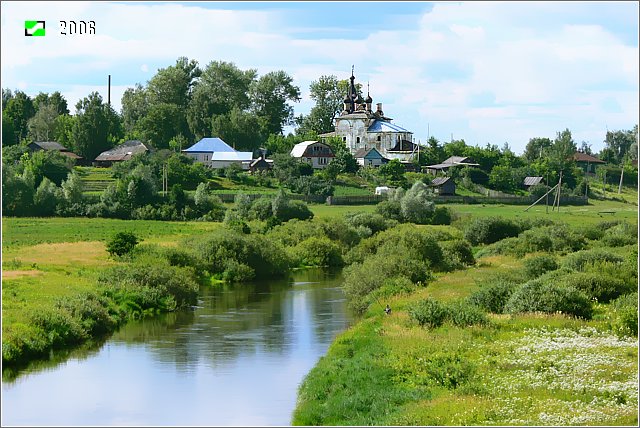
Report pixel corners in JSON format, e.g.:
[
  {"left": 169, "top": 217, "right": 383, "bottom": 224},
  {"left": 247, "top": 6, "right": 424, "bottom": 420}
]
[{"left": 1, "top": 268, "right": 352, "bottom": 426}]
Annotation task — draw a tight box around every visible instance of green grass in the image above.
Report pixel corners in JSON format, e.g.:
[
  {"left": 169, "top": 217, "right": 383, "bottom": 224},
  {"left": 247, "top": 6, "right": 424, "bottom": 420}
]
[
  {"left": 333, "top": 185, "right": 372, "bottom": 196},
  {"left": 2, "top": 217, "right": 221, "bottom": 251},
  {"left": 308, "top": 204, "right": 376, "bottom": 219},
  {"left": 293, "top": 250, "right": 638, "bottom": 426}
]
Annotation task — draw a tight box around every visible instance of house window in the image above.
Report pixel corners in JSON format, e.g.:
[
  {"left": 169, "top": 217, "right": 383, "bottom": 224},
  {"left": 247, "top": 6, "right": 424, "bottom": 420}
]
[
  {"left": 377, "top": 136, "right": 381, "bottom": 142},
  {"left": 343, "top": 137, "right": 347, "bottom": 143},
  {"left": 356, "top": 137, "right": 360, "bottom": 146}
]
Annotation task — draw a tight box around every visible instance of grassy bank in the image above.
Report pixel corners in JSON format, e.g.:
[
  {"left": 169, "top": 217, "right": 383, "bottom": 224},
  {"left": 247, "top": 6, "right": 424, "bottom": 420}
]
[
  {"left": 293, "top": 214, "right": 638, "bottom": 426},
  {"left": 293, "top": 252, "right": 638, "bottom": 425}
]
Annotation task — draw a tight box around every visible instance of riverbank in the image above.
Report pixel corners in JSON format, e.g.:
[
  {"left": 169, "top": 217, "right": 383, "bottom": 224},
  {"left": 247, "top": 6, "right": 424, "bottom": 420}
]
[{"left": 293, "top": 228, "right": 638, "bottom": 425}]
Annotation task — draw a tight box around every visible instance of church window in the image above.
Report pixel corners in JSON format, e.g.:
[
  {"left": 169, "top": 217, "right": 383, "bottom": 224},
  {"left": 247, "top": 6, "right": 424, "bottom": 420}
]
[
  {"left": 377, "top": 136, "right": 381, "bottom": 142},
  {"left": 356, "top": 137, "right": 360, "bottom": 145}
]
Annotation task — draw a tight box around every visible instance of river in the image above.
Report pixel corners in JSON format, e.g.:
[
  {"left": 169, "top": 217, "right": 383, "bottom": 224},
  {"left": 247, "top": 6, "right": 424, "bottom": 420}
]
[{"left": 2, "top": 268, "right": 352, "bottom": 426}]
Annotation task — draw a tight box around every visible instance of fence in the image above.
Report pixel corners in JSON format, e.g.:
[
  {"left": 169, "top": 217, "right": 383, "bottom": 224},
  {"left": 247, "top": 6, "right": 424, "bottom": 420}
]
[{"left": 326, "top": 194, "right": 588, "bottom": 206}]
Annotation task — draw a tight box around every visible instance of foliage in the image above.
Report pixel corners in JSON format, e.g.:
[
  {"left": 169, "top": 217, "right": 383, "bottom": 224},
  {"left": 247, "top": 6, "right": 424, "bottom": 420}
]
[
  {"left": 440, "top": 239, "right": 475, "bottom": 271},
  {"left": 504, "top": 278, "right": 593, "bottom": 319},
  {"left": 400, "top": 181, "right": 435, "bottom": 224},
  {"left": 33, "top": 177, "right": 62, "bottom": 216},
  {"left": 343, "top": 212, "right": 394, "bottom": 238},
  {"left": 610, "top": 293, "right": 638, "bottom": 337},
  {"left": 293, "top": 236, "right": 343, "bottom": 267},
  {"left": 562, "top": 249, "right": 624, "bottom": 271},
  {"left": 560, "top": 273, "right": 629, "bottom": 303},
  {"left": 106, "top": 231, "right": 140, "bottom": 257},
  {"left": 409, "top": 298, "right": 448, "bottom": 328},
  {"left": 468, "top": 279, "right": 517, "bottom": 314},
  {"left": 523, "top": 254, "right": 559, "bottom": 279},
  {"left": 72, "top": 92, "right": 123, "bottom": 159},
  {"left": 446, "top": 301, "right": 490, "bottom": 328},
  {"left": 377, "top": 159, "right": 407, "bottom": 187},
  {"left": 463, "top": 217, "right": 522, "bottom": 245}
]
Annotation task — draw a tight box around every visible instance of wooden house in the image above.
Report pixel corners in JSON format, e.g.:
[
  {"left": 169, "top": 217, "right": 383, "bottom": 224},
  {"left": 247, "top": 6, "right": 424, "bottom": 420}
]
[
  {"left": 354, "top": 147, "right": 388, "bottom": 167},
  {"left": 430, "top": 176, "right": 456, "bottom": 195}
]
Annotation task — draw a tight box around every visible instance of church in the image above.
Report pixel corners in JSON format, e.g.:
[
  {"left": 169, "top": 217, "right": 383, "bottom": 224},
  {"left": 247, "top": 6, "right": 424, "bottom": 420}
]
[{"left": 319, "top": 68, "right": 418, "bottom": 163}]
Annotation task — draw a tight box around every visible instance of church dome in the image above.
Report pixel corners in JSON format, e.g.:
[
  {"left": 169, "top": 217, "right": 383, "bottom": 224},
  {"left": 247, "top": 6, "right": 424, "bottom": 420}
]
[{"left": 365, "top": 94, "right": 373, "bottom": 103}]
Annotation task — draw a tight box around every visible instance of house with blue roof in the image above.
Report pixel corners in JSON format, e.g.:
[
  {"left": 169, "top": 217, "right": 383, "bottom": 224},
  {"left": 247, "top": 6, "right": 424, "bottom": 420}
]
[
  {"left": 182, "top": 137, "right": 253, "bottom": 169},
  {"left": 320, "top": 69, "right": 417, "bottom": 162},
  {"left": 353, "top": 147, "right": 388, "bottom": 168}
]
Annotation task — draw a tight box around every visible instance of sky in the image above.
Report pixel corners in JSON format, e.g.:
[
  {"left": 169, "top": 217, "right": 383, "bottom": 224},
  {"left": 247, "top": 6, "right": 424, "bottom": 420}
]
[{"left": 1, "top": 1, "right": 638, "bottom": 154}]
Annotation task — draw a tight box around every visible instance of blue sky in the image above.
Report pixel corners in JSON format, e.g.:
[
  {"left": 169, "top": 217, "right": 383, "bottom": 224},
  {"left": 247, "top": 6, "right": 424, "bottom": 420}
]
[{"left": 1, "top": 1, "right": 638, "bottom": 154}]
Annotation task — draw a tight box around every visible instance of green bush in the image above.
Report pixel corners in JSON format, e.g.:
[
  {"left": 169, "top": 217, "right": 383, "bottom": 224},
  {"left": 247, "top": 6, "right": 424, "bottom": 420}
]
[
  {"left": 562, "top": 249, "right": 624, "bottom": 271},
  {"left": 249, "top": 196, "right": 274, "bottom": 221},
  {"left": 375, "top": 199, "right": 402, "bottom": 222},
  {"left": 422, "top": 353, "right": 476, "bottom": 390},
  {"left": 599, "top": 222, "right": 638, "bottom": 247},
  {"left": 29, "top": 309, "right": 87, "bottom": 346},
  {"left": 440, "top": 239, "right": 475, "bottom": 271},
  {"left": 221, "top": 259, "right": 255, "bottom": 282},
  {"left": 294, "top": 237, "right": 343, "bottom": 267},
  {"left": 505, "top": 279, "right": 593, "bottom": 319},
  {"left": 446, "top": 301, "right": 489, "bottom": 327},
  {"left": 56, "top": 293, "right": 121, "bottom": 336},
  {"left": 431, "top": 206, "right": 453, "bottom": 225},
  {"left": 523, "top": 255, "right": 559, "bottom": 279},
  {"left": 463, "top": 217, "right": 522, "bottom": 245},
  {"left": 409, "top": 298, "right": 448, "bottom": 328},
  {"left": 344, "top": 212, "right": 394, "bottom": 235},
  {"left": 106, "top": 231, "right": 139, "bottom": 257},
  {"left": 611, "top": 293, "right": 638, "bottom": 337},
  {"left": 560, "top": 272, "right": 628, "bottom": 303},
  {"left": 468, "top": 279, "right": 517, "bottom": 314},
  {"left": 99, "top": 263, "right": 199, "bottom": 313},
  {"left": 267, "top": 219, "right": 325, "bottom": 247}
]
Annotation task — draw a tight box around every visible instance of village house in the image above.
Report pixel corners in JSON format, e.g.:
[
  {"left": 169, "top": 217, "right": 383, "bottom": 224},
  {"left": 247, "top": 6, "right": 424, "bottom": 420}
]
[
  {"left": 429, "top": 176, "right": 456, "bottom": 195},
  {"left": 290, "top": 140, "right": 334, "bottom": 169},
  {"left": 182, "top": 137, "right": 253, "bottom": 170},
  {"left": 94, "top": 140, "right": 148, "bottom": 167},
  {"left": 572, "top": 151, "right": 606, "bottom": 175},
  {"left": 423, "top": 156, "right": 479, "bottom": 175},
  {"left": 354, "top": 147, "right": 388, "bottom": 167},
  {"left": 524, "top": 176, "right": 544, "bottom": 189},
  {"left": 249, "top": 156, "right": 272, "bottom": 173},
  {"left": 28, "top": 141, "right": 84, "bottom": 163},
  {"left": 319, "top": 69, "right": 417, "bottom": 162}
]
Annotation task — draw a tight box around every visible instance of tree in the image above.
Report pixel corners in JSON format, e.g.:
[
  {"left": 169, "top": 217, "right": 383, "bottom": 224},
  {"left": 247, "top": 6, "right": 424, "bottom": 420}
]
[
  {"left": 552, "top": 128, "right": 577, "bottom": 161},
  {"left": 33, "top": 91, "right": 69, "bottom": 115},
  {"left": 61, "top": 171, "right": 84, "bottom": 205},
  {"left": 211, "top": 107, "right": 266, "bottom": 151},
  {"left": 2, "top": 91, "right": 35, "bottom": 145},
  {"left": 603, "top": 126, "right": 637, "bottom": 164},
  {"left": 106, "top": 232, "right": 139, "bottom": 257},
  {"left": 188, "top": 61, "right": 257, "bottom": 139},
  {"left": 523, "top": 137, "right": 553, "bottom": 162},
  {"left": 2, "top": 88, "right": 13, "bottom": 109},
  {"left": 34, "top": 177, "right": 61, "bottom": 216},
  {"left": 147, "top": 57, "right": 200, "bottom": 108},
  {"left": 378, "top": 159, "right": 407, "bottom": 187},
  {"left": 54, "top": 114, "right": 76, "bottom": 149},
  {"left": 138, "top": 102, "right": 183, "bottom": 149},
  {"left": 121, "top": 83, "right": 149, "bottom": 135},
  {"left": 325, "top": 136, "right": 358, "bottom": 173},
  {"left": 28, "top": 103, "right": 59, "bottom": 141},
  {"left": 400, "top": 181, "right": 435, "bottom": 224},
  {"left": 250, "top": 70, "right": 301, "bottom": 136},
  {"left": 72, "top": 92, "right": 123, "bottom": 159}
]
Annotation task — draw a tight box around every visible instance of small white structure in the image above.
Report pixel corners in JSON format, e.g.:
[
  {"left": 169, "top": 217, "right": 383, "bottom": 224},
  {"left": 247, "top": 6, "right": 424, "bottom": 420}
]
[
  {"left": 290, "top": 140, "right": 334, "bottom": 169},
  {"left": 182, "top": 137, "right": 253, "bottom": 169},
  {"left": 375, "top": 186, "right": 390, "bottom": 195}
]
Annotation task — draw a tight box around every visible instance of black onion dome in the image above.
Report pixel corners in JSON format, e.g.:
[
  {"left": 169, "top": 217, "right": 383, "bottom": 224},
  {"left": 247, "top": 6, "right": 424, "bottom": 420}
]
[{"left": 365, "top": 94, "right": 373, "bottom": 103}]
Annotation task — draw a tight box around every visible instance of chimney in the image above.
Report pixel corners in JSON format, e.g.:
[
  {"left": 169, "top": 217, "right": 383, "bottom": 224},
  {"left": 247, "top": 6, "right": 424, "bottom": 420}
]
[{"left": 108, "top": 75, "right": 111, "bottom": 106}]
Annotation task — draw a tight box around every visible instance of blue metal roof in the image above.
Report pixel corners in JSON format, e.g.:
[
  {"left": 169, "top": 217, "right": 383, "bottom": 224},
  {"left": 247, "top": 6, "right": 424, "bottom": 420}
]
[
  {"left": 182, "top": 137, "right": 235, "bottom": 153},
  {"left": 367, "top": 120, "right": 410, "bottom": 133}
]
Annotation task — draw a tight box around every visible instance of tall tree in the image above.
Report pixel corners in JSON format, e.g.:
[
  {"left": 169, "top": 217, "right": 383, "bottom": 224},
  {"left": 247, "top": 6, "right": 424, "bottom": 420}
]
[
  {"left": 250, "top": 70, "right": 301, "bottom": 136},
  {"left": 28, "top": 103, "right": 59, "bottom": 141},
  {"left": 523, "top": 137, "right": 553, "bottom": 162},
  {"left": 211, "top": 107, "right": 266, "bottom": 152},
  {"left": 120, "top": 83, "right": 149, "bottom": 135},
  {"left": 138, "top": 103, "right": 183, "bottom": 149},
  {"left": 187, "top": 61, "right": 256, "bottom": 140},
  {"left": 33, "top": 91, "right": 69, "bottom": 115},
  {"left": 2, "top": 91, "right": 35, "bottom": 145},
  {"left": 603, "top": 126, "right": 637, "bottom": 164},
  {"left": 297, "top": 77, "right": 362, "bottom": 135},
  {"left": 552, "top": 128, "right": 577, "bottom": 161},
  {"left": 2, "top": 88, "right": 13, "bottom": 110},
  {"left": 72, "top": 92, "right": 122, "bottom": 159}
]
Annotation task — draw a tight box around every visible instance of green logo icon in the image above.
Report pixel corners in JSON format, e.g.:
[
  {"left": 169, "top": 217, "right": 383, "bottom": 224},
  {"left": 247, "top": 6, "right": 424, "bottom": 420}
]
[{"left": 25, "top": 20, "right": 45, "bottom": 36}]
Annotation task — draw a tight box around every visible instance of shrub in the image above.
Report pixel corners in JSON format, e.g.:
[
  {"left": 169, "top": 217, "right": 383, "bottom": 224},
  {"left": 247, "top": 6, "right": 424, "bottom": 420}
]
[
  {"left": 267, "top": 219, "right": 326, "bottom": 247},
  {"left": 468, "top": 279, "right": 517, "bottom": 314},
  {"left": 446, "top": 301, "right": 489, "bottom": 327},
  {"left": 249, "top": 196, "right": 274, "bottom": 221},
  {"left": 523, "top": 255, "right": 559, "bottom": 279},
  {"left": 221, "top": 259, "right": 255, "bottom": 282},
  {"left": 599, "top": 222, "right": 638, "bottom": 247},
  {"left": 56, "top": 293, "right": 120, "bottom": 336},
  {"left": 409, "top": 298, "right": 448, "bottom": 328},
  {"left": 505, "top": 279, "right": 593, "bottom": 319},
  {"left": 400, "top": 181, "right": 436, "bottom": 224},
  {"left": 294, "top": 237, "right": 343, "bottom": 267},
  {"left": 317, "top": 218, "right": 361, "bottom": 248},
  {"left": 344, "top": 212, "right": 393, "bottom": 235},
  {"left": 375, "top": 199, "right": 402, "bottom": 222},
  {"left": 279, "top": 199, "right": 314, "bottom": 222},
  {"left": 611, "top": 293, "right": 638, "bottom": 337},
  {"left": 422, "top": 353, "right": 476, "bottom": 390},
  {"left": 440, "top": 239, "right": 475, "bottom": 271},
  {"left": 463, "top": 217, "right": 522, "bottom": 245},
  {"left": 29, "top": 308, "right": 86, "bottom": 347},
  {"left": 106, "top": 232, "right": 139, "bottom": 257},
  {"left": 99, "top": 263, "right": 199, "bottom": 312},
  {"left": 431, "top": 206, "right": 453, "bottom": 225},
  {"left": 562, "top": 249, "right": 624, "bottom": 271},
  {"left": 560, "top": 272, "right": 628, "bottom": 303}
]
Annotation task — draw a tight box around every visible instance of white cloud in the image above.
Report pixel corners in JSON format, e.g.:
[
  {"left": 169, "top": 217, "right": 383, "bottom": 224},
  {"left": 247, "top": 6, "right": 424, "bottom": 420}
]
[{"left": 1, "top": 1, "right": 637, "bottom": 154}]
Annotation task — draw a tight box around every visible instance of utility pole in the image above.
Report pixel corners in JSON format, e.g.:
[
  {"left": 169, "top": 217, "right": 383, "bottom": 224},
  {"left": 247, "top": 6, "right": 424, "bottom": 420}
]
[{"left": 618, "top": 167, "right": 624, "bottom": 194}]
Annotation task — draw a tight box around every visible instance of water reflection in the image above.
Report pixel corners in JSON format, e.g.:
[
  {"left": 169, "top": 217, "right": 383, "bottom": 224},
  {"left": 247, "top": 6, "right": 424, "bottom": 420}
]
[{"left": 2, "top": 268, "right": 352, "bottom": 426}]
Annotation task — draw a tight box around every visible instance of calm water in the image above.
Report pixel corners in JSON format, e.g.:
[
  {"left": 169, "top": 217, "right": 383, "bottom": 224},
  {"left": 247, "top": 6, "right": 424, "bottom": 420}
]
[{"left": 2, "top": 269, "right": 352, "bottom": 426}]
